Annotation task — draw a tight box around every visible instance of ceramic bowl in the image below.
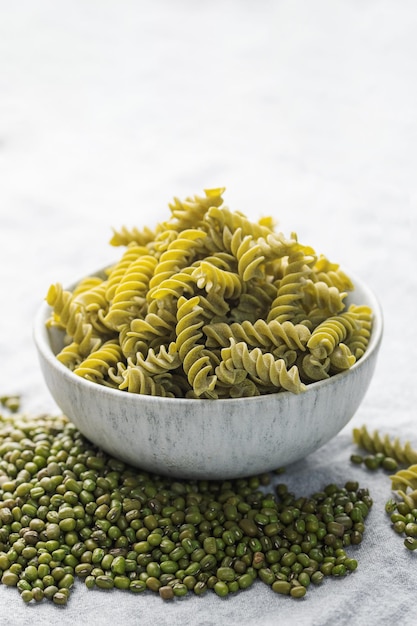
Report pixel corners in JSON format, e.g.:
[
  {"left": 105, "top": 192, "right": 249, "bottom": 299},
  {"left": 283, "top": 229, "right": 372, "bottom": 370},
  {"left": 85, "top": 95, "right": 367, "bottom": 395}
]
[{"left": 33, "top": 271, "right": 383, "bottom": 480}]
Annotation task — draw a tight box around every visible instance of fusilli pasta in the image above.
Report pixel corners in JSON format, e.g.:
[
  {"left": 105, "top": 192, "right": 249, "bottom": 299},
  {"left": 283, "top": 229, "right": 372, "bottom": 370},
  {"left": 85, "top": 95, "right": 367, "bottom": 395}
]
[
  {"left": 352, "top": 425, "right": 417, "bottom": 466},
  {"left": 46, "top": 187, "right": 373, "bottom": 398},
  {"left": 390, "top": 465, "right": 417, "bottom": 492}
]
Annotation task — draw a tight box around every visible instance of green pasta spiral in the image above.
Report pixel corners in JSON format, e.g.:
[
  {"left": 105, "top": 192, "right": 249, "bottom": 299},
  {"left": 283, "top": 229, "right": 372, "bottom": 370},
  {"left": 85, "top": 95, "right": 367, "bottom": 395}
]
[
  {"left": 120, "top": 300, "right": 177, "bottom": 358},
  {"left": 103, "top": 254, "right": 157, "bottom": 331},
  {"left": 46, "top": 284, "right": 101, "bottom": 357},
  {"left": 267, "top": 249, "right": 316, "bottom": 324},
  {"left": 219, "top": 339, "right": 306, "bottom": 394},
  {"left": 73, "top": 340, "right": 124, "bottom": 383},
  {"left": 390, "top": 466, "right": 417, "bottom": 491},
  {"left": 307, "top": 311, "right": 359, "bottom": 360},
  {"left": 353, "top": 425, "right": 417, "bottom": 467},
  {"left": 175, "top": 296, "right": 217, "bottom": 397},
  {"left": 204, "top": 319, "right": 310, "bottom": 352},
  {"left": 192, "top": 261, "right": 243, "bottom": 300},
  {"left": 148, "top": 229, "right": 207, "bottom": 296}
]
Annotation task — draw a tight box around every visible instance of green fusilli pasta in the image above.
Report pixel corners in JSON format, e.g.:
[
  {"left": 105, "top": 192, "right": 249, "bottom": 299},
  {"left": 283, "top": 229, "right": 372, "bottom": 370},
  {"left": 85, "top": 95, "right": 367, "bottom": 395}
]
[
  {"left": 353, "top": 425, "right": 417, "bottom": 466},
  {"left": 46, "top": 284, "right": 103, "bottom": 358},
  {"left": 73, "top": 340, "right": 124, "bottom": 384},
  {"left": 390, "top": 466, "right": 417, "bottom": 492},
  {"left": 267, "top": 249, "right": 316, "bottom": 324},
  {"left": 175, "top": 295, "right": 217, "bottom": 398},
  {"left": 46, "top": 187, "right": 373, "bottom": 398},
  {"left": 306, "top": 311, "right": 359, "bottom": 360},
  {"left": 219, "top": 339, "right": 305, "bottom": 394}
]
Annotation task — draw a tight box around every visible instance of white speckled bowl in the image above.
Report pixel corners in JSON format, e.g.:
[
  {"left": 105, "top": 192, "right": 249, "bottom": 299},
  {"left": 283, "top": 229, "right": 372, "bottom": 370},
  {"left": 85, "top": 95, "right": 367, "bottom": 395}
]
[{"left": 33, "top": 271, "right": 383, "bottom": 480}]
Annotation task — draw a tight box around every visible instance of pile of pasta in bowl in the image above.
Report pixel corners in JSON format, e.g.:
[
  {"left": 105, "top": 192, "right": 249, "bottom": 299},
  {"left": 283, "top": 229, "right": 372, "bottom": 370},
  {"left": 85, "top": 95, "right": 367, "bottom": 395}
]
[{"left": 45, "top": 188, "right": 372, "bottom": 400}]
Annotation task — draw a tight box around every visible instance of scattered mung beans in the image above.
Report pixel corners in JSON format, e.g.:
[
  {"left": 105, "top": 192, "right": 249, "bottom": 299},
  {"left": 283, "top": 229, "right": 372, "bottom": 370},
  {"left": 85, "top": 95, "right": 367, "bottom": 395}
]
[
  {"left": 350, "top": 423, "right": 417, "bottom": 554},
  {"left": 0, "top": 407, "right": 373, "bottom": 606},
  {"left": 349, "top": 453, "right": 399, "bottom": 473},
  {"left": 385, "top": 498, "right": 417, "bottom": 552}
]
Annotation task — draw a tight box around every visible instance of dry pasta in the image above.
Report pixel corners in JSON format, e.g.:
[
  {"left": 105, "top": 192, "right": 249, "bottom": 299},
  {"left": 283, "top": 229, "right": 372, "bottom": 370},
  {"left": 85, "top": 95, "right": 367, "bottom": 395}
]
[
  {"left": 390, "top": 465, "right": 417, "bottom": 492},
  {"left": 45, "top": 187, "right": 373, "bottom": 398},
  {"left": 353, "top": 426, "right": 417, "bottom": 466}
]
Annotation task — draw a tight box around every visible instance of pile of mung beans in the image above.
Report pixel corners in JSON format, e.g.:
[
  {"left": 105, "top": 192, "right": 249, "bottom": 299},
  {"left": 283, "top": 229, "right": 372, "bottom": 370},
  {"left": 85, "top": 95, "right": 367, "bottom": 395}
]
[
  {"left": 0, "top": 403, "right": 373, "bottom": 606},
  {"left": 385, "top": 499, "right": 417, "bottom": 552}
]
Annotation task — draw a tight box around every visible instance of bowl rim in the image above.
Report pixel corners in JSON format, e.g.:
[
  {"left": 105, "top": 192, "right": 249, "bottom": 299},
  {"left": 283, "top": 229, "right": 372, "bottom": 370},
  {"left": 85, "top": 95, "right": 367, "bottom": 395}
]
[{"left": 33, "top": 268, "right": 383, "bottom": 406}]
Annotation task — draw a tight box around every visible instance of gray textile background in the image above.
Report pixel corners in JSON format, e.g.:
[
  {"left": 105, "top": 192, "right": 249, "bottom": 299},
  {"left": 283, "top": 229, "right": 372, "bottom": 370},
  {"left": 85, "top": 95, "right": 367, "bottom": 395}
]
[{"left": 1, "top": 1, "right": 416, "bottom": 624}]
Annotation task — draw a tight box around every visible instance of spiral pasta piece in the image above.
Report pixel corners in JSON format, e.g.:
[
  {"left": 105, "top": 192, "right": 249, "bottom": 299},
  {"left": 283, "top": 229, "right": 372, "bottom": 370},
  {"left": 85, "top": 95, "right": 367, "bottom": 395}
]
[
  {"left": 148, "top": 229, "right": 207, "bottom": 296},
  {"left": 228, "top": 280, "right": 277, "bottom": 324},
  {"left": 257, "top": 231, "right": 300, "bottom": 262},
  {"left": 103, "top": 255, "right": 157, "bottom": 331},
  {"left": 303, "top": 280, "right": 347, "bottom": 315},
  {"left": 271, "top": 346, "right": 298, "bottom": 368},
  {"left": 390, "top": 465, "right": 417, "bottom": 492},
  {"left": 201, "top": 252, "right": 238, "bottom": 272},
  {"left": 205, "top": 205, "right": 272, "bottom": 241},
  {"left": 149, "top": 229, "right": 180, "bottom": 256},
  {"left": 299, "top": 354, "right": 331, "bottom": 382},
  {"left": 55, "top": 342, "right": 85, "bottom": 371},
  {"left": 106, "top": 361, "right": 128, "bottom": 389},
  {"left": 149, "top": 268, "right": 196, "bottom": 301},
  {"left": 72, "top": 275, "right": 104, "bottom": 297},
  {"left": 307, "top": 311, "right": 358, "bottom": 360},
  {"left": 352, "top": 426, "right": 417, "bottom": 466},
  {"left": 46, "top": 284, "right": 101, "bottom": 357},
  {"left": 329, "top": 343, "right": 356, "bottom": 372},
  {"left": 221, "top": 339, "right": 305, "bottom": 394},
  {"left": 132, "top": 343, "right": 181, "bottom": 376},
  {"left": 168, "top": 187, "right": 225, "bottom": 231},
  {"left": 175, "top": 296, "right": 217, "bottom": 397},
  {"left": 215, "top": 358, "right": 248, "bottom": 386},
  {"left": 121, "top": 304, "right": 177, "bottom": 358},
  {"left": 267, "top": 250, "right": 316, "bottom": 323},
  {"left": 73, "top": 340, "right": 124, "bottom": 383},
  {"left": 203, "top": 221, "right": 267, "bottom": 281},
  {"left": 344, "top": 304, "right": 373, "bottom": 359},
  {"left": 109, "top": 224, "right": 156, "bottom": 247},
  {"left": 192, "top": 261, "right": 243, "bottom": 300},
  {"left": 119, "top": 366, "right": 176, "bottom": 397},
  {"left": 230, "top": 229, "right": 266, "bottom": 282},
  {"left": 204, "top": 319, "right": 310, "bottom": 352},
  {"left": 312, "top": 255, "right": 354, "bottom": 291},
  {"left": 73, "top": 280, "right": 110, "bottom": 335},
  {"left": 105, "top": 243, "right": 149, "bottom": 302}
]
